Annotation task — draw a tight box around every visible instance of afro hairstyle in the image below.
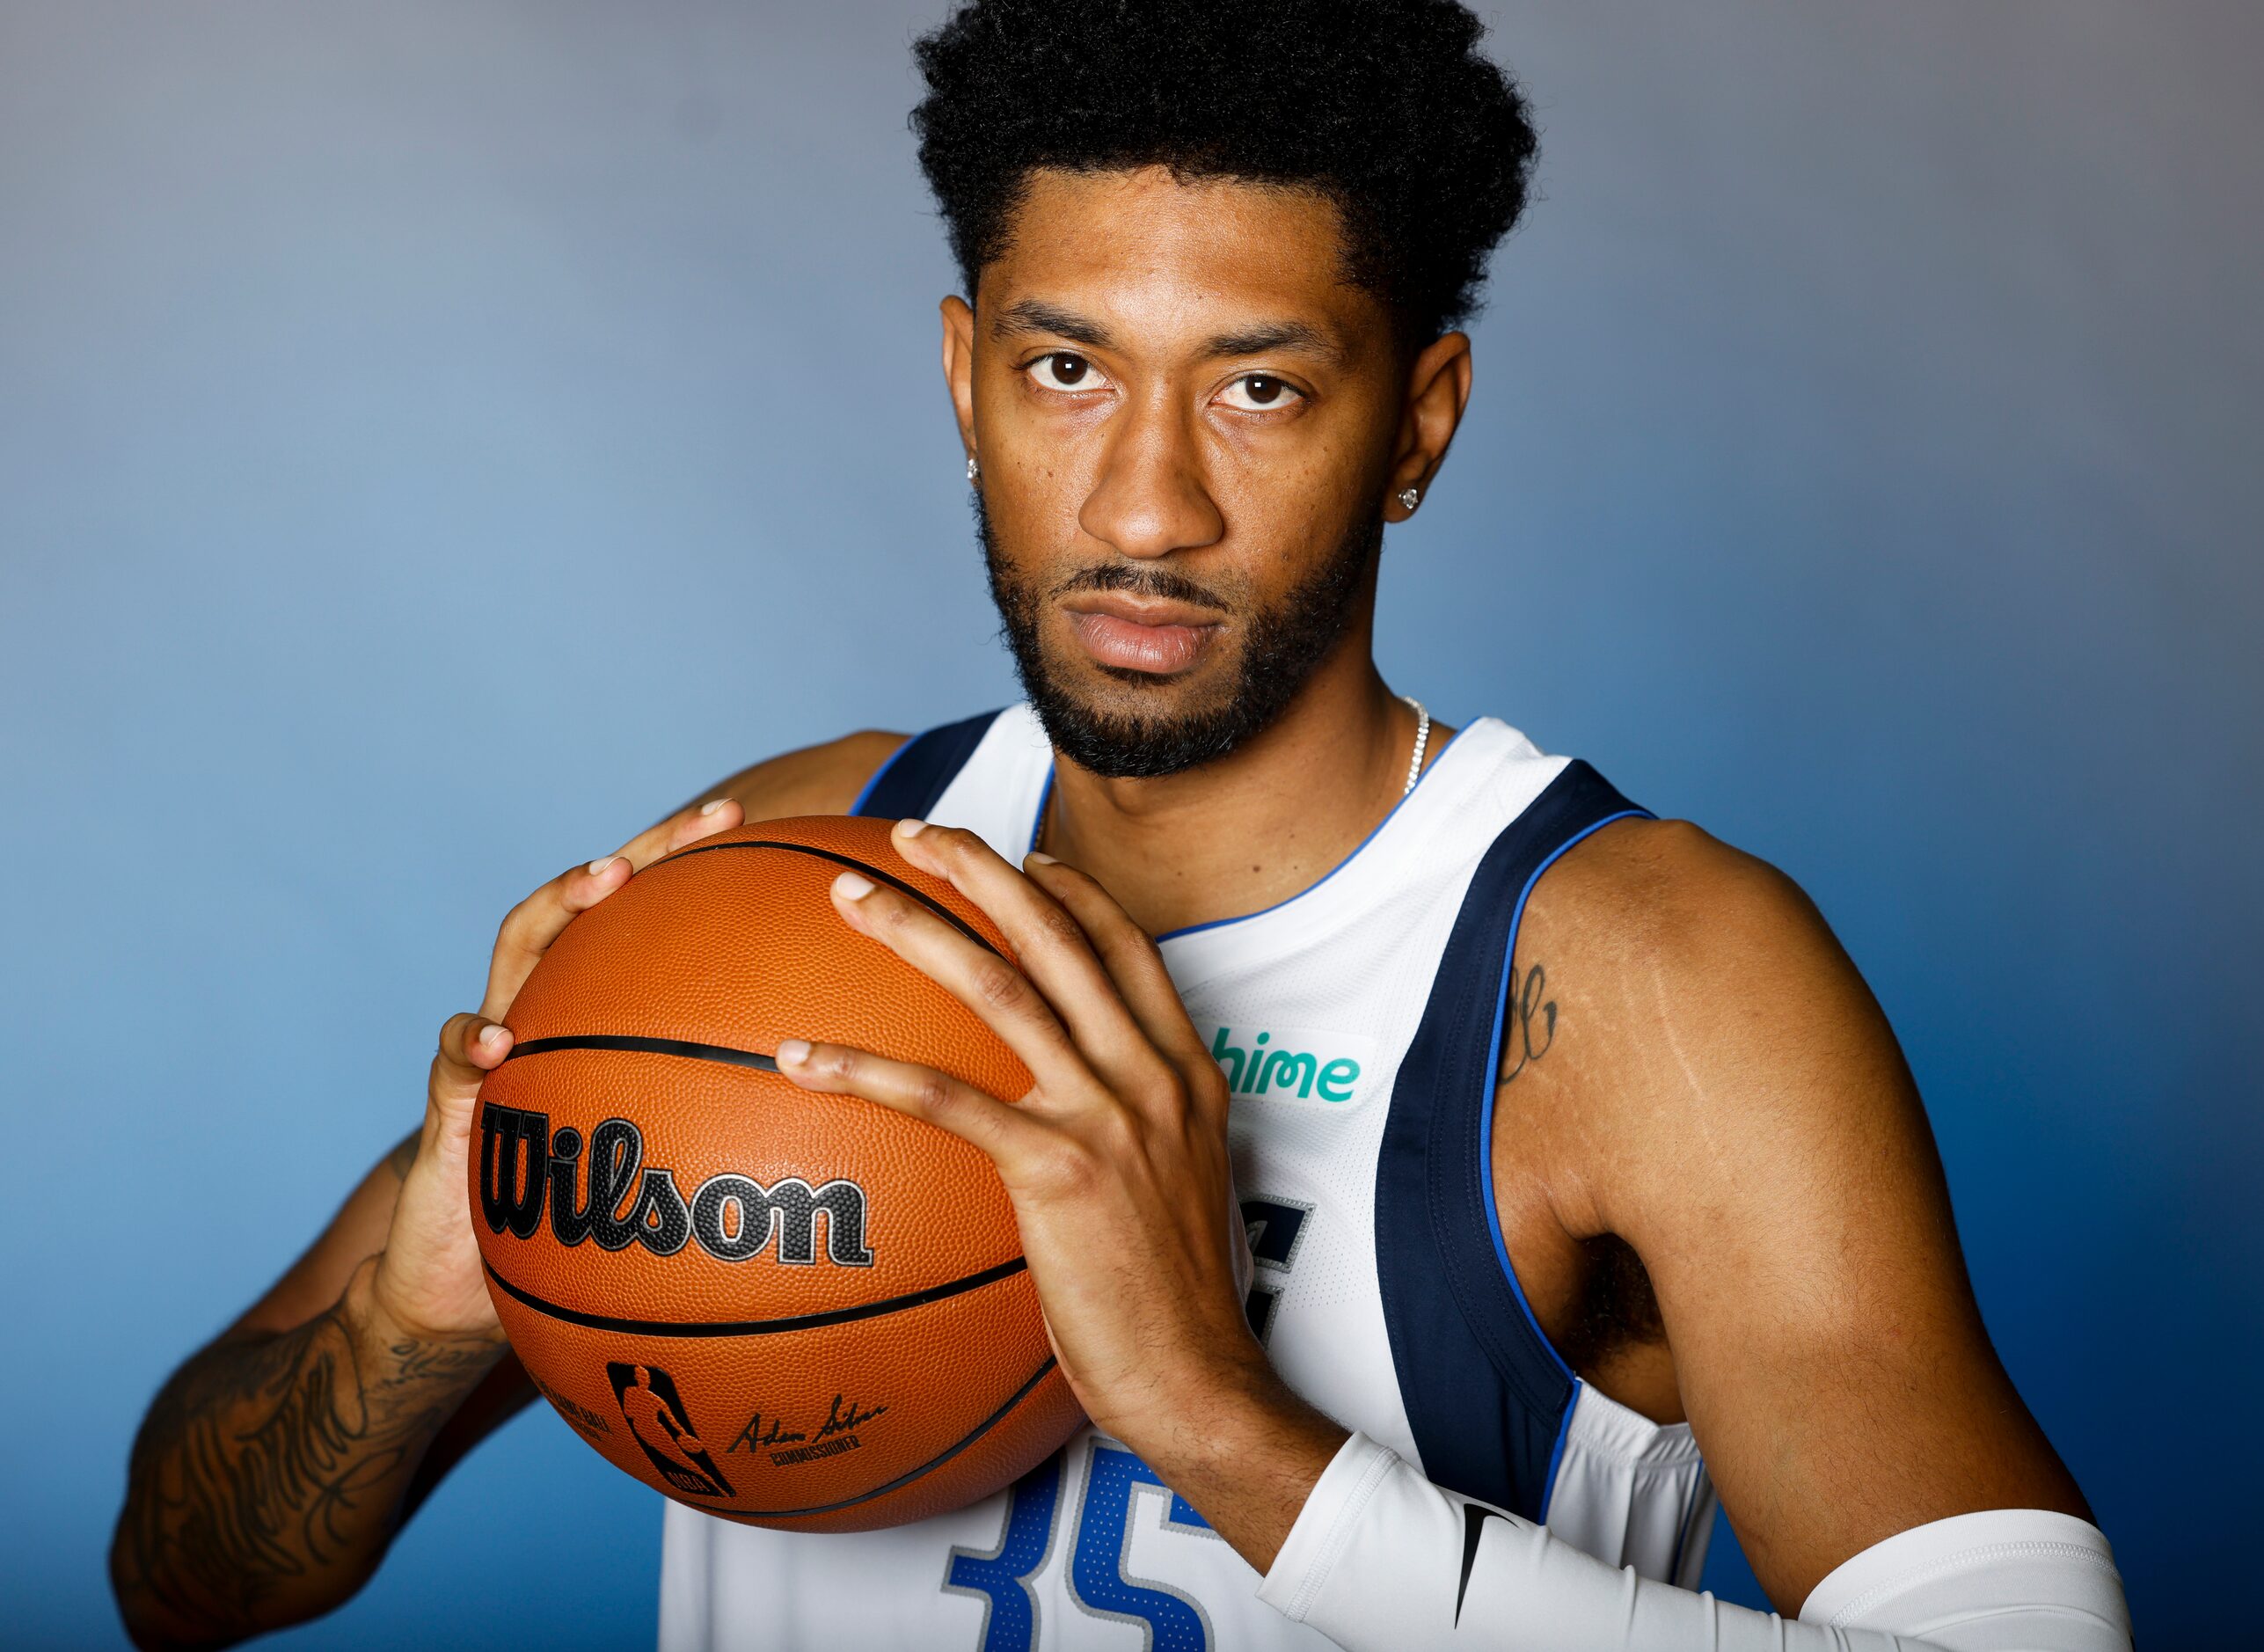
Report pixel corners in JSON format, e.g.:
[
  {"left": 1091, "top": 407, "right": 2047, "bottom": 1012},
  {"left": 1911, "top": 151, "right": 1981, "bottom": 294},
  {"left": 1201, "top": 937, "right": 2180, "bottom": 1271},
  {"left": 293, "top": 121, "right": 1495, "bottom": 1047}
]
[{"left": 910, "top": 0, "right": 1540, "bottom": 346}]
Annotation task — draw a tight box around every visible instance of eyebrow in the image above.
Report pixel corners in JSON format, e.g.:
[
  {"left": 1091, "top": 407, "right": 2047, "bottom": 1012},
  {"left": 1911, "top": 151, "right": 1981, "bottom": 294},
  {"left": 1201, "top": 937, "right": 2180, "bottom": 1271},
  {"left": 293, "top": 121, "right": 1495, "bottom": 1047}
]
[
  {"left": 1204, "top": 320, "right": 1343, "bottom": 364},
  {"left": 992, "top": 300, "right": 1345, "bottom": 365},
  {"left": 992, "top": 299, "right": 1115, "bottom": 349}
]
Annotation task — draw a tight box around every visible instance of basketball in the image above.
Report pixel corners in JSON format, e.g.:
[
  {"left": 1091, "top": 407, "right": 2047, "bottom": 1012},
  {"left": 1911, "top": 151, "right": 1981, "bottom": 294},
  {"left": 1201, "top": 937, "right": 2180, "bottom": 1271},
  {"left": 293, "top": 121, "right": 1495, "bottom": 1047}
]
[{"left": 468, "top": 815, "right": 1084, "bottom": 1531}]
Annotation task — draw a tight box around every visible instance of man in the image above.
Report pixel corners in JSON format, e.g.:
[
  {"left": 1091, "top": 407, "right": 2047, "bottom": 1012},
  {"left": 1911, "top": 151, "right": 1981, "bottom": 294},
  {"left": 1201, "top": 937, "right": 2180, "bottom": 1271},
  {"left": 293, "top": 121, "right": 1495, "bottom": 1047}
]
[{"left": 112, "top": 2, "right": 2133, "bottom": 1648}]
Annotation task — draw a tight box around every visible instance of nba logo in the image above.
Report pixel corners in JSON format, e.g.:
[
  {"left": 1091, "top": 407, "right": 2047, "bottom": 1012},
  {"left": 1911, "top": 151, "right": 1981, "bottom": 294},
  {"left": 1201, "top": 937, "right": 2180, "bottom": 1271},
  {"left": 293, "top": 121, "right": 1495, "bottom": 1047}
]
[{"left": 606, "top": 1363, "right": 734, "bottom": 1499}]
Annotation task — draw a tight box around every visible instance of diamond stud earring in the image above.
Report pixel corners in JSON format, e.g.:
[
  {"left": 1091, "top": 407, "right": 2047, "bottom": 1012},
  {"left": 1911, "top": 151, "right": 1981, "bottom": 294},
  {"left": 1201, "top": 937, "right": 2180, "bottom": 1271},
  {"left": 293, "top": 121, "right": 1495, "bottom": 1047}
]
[
  {"left": 967, "top": 455, "right": 980, "bottom": 483},
  {"left": 1398, "top": 486, "right": 1420, "bottom": 511}
]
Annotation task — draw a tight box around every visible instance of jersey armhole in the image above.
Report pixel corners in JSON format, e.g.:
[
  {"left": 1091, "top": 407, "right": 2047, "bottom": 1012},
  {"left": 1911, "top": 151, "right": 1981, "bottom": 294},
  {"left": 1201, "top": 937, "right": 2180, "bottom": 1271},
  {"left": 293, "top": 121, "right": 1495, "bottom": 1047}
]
[
  {"left": 851, "top": 709, "right": 1004, "bottom": 820},
  {"left": 1375, "top": 759, "right": 1653, "bottom": 1520}
]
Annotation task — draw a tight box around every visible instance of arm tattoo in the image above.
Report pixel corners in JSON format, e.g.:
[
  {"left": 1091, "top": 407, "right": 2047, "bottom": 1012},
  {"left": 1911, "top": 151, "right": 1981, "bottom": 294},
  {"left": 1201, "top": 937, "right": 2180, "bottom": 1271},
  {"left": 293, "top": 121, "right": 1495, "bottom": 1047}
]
[
  {"left": 1499, "top": 961, "right": 1558, "bottom": 1084},
  {"left": 113, "top": 1291, "right": 495, "bottom": 1646}
]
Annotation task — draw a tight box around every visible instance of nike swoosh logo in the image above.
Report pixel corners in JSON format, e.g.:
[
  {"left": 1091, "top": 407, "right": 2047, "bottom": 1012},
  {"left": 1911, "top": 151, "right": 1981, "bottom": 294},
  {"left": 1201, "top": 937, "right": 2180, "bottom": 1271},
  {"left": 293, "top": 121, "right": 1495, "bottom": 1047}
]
[{"left": 1457, "top": 1502, "right": 1513, "bottom": 1625}]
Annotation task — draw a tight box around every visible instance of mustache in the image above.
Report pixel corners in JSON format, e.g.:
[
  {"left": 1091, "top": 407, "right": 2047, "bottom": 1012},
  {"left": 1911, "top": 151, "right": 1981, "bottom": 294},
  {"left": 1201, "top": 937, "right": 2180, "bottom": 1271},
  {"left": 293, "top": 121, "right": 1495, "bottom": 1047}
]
[{"left": 1049, "top": 561, "right": 1232, "bottom": 612}]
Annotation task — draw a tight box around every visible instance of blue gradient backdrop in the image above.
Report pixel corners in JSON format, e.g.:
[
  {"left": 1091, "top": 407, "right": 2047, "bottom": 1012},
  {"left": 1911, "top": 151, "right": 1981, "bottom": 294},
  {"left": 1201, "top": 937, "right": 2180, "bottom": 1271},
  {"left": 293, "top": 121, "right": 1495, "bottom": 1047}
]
[{"left": 4, "top": 3, "right": 2256, "bottom": 1645}]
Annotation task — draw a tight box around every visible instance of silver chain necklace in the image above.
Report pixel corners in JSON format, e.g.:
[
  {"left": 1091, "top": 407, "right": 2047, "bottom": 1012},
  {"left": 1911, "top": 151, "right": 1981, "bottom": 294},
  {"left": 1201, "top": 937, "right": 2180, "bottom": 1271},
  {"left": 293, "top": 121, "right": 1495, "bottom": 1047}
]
[{"left": 1399, "top": 694, "right": 1431, "bottom": 797}]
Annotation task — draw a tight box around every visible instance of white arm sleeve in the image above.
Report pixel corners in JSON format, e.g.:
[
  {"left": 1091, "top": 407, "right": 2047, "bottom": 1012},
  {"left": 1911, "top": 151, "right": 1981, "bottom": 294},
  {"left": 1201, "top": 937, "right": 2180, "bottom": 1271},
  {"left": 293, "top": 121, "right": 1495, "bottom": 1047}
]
[{"left": 1257, "top": 1434, "right": 2131, "bottom": 1652}]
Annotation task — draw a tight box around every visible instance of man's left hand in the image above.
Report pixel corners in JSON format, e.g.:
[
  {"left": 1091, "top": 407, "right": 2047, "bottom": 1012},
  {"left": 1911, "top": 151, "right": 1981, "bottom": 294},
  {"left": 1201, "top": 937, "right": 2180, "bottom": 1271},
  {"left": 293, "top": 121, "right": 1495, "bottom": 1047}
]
[{"left": 773, "top": 817, "right": 1345, "bottom": 1570}]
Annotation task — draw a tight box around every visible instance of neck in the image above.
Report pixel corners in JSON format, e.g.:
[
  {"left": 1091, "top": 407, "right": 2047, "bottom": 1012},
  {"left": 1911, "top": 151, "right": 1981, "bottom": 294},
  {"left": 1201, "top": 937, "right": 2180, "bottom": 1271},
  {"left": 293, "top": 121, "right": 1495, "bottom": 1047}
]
[{"left": 1037, "top": 636, "right": 1448, "bottom": 937}]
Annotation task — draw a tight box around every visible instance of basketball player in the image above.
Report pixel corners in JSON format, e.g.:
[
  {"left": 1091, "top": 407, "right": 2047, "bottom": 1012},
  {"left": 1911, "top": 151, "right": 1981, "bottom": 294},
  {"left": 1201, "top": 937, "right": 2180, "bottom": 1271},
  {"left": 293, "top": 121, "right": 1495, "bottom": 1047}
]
[{"left": 112, "top": 2, "right": 2134, "bottom": 1647}]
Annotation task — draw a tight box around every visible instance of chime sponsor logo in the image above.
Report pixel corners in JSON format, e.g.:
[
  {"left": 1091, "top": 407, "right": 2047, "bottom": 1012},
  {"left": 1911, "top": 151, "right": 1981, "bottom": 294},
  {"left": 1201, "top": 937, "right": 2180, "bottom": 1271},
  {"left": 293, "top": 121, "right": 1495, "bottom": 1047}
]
[{"left": 1201, "top": 1024, "right": 1377, "bottom": 1107}]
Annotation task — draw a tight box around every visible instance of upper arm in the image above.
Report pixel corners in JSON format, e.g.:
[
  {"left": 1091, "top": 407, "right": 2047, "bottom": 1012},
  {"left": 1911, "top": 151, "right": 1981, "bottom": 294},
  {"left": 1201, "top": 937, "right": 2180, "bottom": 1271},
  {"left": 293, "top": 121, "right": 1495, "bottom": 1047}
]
[
  {"left": 230, "top": 1134, "right": 420, "bottom": 1336},
  {"left": 1520, "top": 821, "right": 2087, "bottom": 1610},
  {"left": 676, "top": 728, "right": 908, "bottom": 826}
]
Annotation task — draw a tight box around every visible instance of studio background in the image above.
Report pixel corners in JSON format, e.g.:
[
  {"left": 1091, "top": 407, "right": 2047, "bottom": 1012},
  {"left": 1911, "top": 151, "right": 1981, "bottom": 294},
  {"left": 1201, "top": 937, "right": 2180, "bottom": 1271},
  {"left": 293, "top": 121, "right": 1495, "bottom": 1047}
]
[{"left": 4, "top": 2, "right": 2256, "bottom": 1645}]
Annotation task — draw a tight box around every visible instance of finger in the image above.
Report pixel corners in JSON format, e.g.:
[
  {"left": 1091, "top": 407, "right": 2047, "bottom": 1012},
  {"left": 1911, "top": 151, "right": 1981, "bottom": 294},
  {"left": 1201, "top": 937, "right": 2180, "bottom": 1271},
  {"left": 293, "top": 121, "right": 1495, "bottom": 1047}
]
[
  {"left": 479, "top": 856, "right": 633, "bottom": 1020},
  {"left": 887, "top": 820, "right": 1155, "bottom": 1075},
  {"left": 440, "top": 1010, "right": 515, "bottom": 1075},
  {"left": 775, "top": 1038, "right": 1048, "bottom": 1166},
  {"left": 629, "top": 793, "right": 743, "bottom": 864},
  {"left": 827, "top": 869, "right": 1091, "bottom": 1096},
  {"left": 479, "top": 799, "right": 741, "bottom": 1020},
  {"left": 428, "top": 1012, "right": 513, "bottom": 1131},
  {"left": 1024, "top": 854, "right": 1214, "bottom": 1075}
]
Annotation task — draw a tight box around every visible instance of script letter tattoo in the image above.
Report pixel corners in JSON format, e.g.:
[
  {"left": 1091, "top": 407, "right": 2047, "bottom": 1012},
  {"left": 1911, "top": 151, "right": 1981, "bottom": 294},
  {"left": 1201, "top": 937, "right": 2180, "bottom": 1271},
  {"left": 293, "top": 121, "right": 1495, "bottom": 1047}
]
[
  {"left": 113, "top": 1280, "right": 498, "bottom": 1646},
  {"left": 1499, "top": 961, "right": 1558, "bottom": 1084}
]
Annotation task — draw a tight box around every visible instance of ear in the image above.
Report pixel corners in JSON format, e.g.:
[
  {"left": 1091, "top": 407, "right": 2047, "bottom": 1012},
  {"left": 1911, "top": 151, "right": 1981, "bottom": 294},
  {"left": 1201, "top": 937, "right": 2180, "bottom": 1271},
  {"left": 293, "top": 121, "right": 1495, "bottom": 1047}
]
[
  {"left": 1384, "top": 331, "right": 1473, "bottom": 523},
  {"left": 940, "top": 294, "right": 979, "bottom": 465}
]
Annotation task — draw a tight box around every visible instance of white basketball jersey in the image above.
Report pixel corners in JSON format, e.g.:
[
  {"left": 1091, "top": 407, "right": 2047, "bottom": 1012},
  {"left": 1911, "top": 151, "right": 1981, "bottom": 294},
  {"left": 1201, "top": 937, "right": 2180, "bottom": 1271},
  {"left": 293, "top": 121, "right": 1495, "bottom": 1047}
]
[{"left": 658, "top": 705, "right": 1717, "bottom": 1651}]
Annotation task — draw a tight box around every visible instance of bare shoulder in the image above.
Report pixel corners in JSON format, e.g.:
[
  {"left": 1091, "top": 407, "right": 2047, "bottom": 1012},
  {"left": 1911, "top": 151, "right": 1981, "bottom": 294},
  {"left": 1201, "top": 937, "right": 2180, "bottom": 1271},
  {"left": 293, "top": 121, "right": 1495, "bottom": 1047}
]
[
  {"left": 1531, "top": 815, "right": 1832, "bottom": 961},
  {"left": 688, "top": 729, "right": 909, "bottom": 825},
  {"left": 1512, "top": 815, "right": 1938, "bottom": 1232},
  {"left": 1527, "top": 814, "right": 1877, "bottom": 1039}
]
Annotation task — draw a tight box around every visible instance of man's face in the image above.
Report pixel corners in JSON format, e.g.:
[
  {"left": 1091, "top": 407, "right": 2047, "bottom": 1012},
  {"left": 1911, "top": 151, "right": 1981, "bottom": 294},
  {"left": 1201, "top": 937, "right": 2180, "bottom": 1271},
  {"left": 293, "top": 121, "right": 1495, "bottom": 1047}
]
[{"left": 947, "top": 167, "right": 1417, "bottom": 778}]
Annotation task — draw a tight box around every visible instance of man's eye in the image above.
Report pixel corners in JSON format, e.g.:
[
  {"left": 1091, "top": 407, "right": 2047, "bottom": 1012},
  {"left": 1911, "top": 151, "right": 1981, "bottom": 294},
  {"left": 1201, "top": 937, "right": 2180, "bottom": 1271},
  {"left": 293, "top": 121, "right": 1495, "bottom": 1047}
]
[
  {"left": 1027, "top": 352, "right": 1105, "bottom": 391},
  {"left": 1217, "top": 374, "right": 1302, "bottom": 412}
]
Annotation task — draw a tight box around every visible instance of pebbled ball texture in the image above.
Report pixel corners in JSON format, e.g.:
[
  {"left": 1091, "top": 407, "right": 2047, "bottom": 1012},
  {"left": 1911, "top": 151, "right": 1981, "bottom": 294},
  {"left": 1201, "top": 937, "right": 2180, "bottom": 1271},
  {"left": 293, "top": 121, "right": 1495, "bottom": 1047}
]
[{"left": 470, "top": 815, "right": 1083, "bottom": 1531}]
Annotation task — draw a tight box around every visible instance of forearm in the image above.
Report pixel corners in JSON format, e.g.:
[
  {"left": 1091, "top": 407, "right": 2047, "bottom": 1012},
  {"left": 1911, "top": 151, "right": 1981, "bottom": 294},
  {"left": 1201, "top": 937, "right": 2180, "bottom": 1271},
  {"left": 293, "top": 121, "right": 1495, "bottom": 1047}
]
[
  {"left": 111, "top": 1256, "right": 508, "bottom": 1650},
  {"left": 1124, "top": 1359, "right": 1347, "bottom": 1573},
  {"left": 1258, "top": 1435, "right": 2132, "bottom": 1652}
]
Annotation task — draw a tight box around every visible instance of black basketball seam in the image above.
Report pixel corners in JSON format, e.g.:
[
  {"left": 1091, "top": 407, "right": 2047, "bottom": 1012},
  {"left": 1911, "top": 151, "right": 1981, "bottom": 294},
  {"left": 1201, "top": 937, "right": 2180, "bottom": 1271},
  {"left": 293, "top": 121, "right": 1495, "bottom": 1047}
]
[
  {"left": 503, "top": 1033, "right": 781, "bottom": 1071},
  {"left": 654, "top": 839, "right": 1004, "bottom": 957},
  {"left": 482, "top": 1254, "right": 1028, "bottom": 1335},
  {"left": 714, "top": 1356, "right": 1058, "bottom": 1520}
]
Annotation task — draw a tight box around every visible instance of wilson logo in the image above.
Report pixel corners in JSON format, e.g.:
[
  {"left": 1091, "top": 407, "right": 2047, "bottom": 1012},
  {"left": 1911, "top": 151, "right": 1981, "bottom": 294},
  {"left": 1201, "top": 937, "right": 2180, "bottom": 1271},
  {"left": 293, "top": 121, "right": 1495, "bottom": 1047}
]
[
  {"left": 478, "top": 1102, "right": 873, "bottom": 1267},
  {"left": 1202, "top": 1024, "right": 1377, "bottom": 1107}
]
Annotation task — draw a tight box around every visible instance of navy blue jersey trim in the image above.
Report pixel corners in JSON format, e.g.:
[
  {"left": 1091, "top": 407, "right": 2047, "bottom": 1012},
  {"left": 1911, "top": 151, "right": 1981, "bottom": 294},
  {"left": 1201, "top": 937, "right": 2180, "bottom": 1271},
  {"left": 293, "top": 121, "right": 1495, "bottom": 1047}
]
[
  {"left": 1476, "top": 807, "right": 1649, "bottom": 1389},
  {"left": 847, "top": 739, "right": 912, "bottom": 816},
  {"left": 1375, "top": 759, "right": 1651, "bottom": 1520},
  {"left": 852, "top": 710, "right": 1003, "bottom": 821}
]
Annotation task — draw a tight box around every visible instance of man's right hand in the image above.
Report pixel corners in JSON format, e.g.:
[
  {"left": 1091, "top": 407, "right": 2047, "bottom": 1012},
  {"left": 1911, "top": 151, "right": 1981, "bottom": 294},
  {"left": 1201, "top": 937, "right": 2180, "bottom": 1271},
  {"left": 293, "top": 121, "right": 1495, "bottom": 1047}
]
[
  {"left": 370, "top": 794, "right": 749, "bottom": 1344},
  {"left": 113, "top": 796, "right": 754, "bottom": 1651},
  {"left": 114, "top": 732, "right": 894, "bottom": 1649}
]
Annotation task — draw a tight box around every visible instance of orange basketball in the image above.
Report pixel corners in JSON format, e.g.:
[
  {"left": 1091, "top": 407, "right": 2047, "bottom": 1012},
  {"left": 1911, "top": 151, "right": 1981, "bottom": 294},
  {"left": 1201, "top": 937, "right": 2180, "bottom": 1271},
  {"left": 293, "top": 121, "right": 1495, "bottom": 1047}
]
[{"left": 469, "top": 815, "right": 1084, "bottom": 1531}]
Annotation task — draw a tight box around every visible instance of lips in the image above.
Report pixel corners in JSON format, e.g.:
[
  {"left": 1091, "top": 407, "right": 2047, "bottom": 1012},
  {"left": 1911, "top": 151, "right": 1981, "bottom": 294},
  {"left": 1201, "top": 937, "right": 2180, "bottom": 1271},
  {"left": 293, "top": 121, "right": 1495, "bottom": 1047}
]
[{"left": 1068, "top": 608, "right": 1219, "bottom": 675}]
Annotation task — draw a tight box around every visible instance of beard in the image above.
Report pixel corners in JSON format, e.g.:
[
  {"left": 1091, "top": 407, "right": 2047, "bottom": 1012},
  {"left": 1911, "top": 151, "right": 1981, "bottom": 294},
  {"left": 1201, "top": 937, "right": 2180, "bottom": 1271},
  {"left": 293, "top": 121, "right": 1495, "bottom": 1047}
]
[{"left": 978, "top": 493, "right": 1382, "bottom": 780}]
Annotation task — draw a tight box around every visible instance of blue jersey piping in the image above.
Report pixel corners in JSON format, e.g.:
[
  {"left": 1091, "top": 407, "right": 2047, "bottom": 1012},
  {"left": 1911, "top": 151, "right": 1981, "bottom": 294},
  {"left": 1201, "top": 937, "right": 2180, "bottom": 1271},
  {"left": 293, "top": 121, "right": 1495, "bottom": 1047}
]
[
  {"left": 1473, "top": 806, "right": 1650, "bottom": 1388},
  {"left": 1139, "top": 725, "right": 1470, "bottom": 945},
  {"left": 847, "top": 735, "right": 916, "bottom": 817},
  {"left": 1537, "top": 1376, "right": 1582, "bottom": 1524}
]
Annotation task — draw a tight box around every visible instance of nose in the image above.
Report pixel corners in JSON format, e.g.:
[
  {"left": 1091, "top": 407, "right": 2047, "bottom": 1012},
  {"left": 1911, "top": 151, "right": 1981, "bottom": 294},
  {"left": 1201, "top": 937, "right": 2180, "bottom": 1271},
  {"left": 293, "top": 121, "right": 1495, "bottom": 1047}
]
[{"left": 1077, "top": 393, "right": 1224, "bottom": 560}]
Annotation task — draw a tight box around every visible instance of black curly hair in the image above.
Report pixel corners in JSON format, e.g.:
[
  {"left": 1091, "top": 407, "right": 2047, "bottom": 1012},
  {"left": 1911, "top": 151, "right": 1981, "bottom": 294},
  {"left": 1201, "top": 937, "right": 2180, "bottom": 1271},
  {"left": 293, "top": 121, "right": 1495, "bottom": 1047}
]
[{"left": 910, "top": 0, "right": 1539, "bottom": 346}]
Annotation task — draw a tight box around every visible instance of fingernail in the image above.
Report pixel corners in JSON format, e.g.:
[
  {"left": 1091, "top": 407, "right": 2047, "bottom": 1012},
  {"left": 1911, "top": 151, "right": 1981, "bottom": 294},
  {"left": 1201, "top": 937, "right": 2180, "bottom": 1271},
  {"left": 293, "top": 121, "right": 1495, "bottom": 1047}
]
[
  {"left": 896, "top": 817, "right": 928, "bottom": 837},
  {"left": 588, "top": 855, "right": 620, "bottom": 876},
  {"left": 478, "top": 1024, "right": 509, "bottom": 1050},
  {"left": 699, "top": 798, "right": 728, "bottom": 815},
  {"left": 776, "top": 1038, "right": 810, "bottom": 1066},
  {"left": 1026, "top": 851, "right": 1057, "bottom": 866},
  {"left": 834, "top": 871, "right": 875, "bottom": 900}
]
